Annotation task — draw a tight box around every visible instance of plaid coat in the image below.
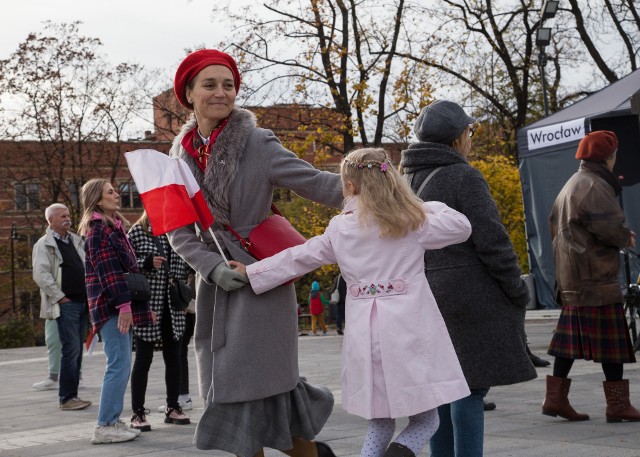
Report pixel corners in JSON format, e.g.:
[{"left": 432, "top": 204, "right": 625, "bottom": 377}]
[
  {"left": 127, "top": 224, "right": 189, "bottom": 342},
  {"left": 85, "top": 216, "right": 153, "bottom": 333}
]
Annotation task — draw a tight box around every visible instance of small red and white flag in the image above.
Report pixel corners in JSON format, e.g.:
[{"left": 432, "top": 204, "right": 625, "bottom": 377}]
[{"left": 124, "top": 149, "right": 215, "bottom": 235}]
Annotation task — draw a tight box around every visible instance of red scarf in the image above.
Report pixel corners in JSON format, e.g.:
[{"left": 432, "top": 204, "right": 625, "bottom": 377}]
[{"left": 181, "top": 116, "right": 230, "bottom": 171}]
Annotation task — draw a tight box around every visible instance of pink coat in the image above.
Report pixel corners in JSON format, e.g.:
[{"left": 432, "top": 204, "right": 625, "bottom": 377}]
[{"left": 247, "top": 197, "right": 471, "bottom": 419}]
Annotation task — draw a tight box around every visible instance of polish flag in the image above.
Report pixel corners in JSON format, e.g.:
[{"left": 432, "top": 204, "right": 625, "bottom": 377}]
[{"left": 124, "top": 149, "right": 214, "bottom": 236}]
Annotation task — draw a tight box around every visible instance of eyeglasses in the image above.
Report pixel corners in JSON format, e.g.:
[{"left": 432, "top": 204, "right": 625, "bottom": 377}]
[{"left": 469, "top": 127, "right": 475, "bottom": 138}]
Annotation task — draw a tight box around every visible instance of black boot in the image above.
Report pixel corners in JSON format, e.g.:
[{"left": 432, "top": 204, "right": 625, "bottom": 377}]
[
  {"left": 527, "top": 345, "right": 550, "bottom": 367},
  {"left": 316, "top": 441, "right": 337, "bottom": 457},
  {"left": 484, "top": 401, "right": 496, "bottom": 411},
  {"left": 384, "top": 442, "right": 415, "bottom": 457}
]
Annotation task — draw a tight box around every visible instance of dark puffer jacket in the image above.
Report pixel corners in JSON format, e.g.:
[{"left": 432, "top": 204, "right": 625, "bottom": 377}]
[
  {"left": 401, "top": 141, "right": 536, "bottom": 389},
  {"left": 550, "top": 160, "right": 631, "bottom": 307}
]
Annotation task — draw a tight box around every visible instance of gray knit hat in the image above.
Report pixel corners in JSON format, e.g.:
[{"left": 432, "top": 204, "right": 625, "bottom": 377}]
[{"left": 413, "top": 100, "right": 476, "bottom": 144}]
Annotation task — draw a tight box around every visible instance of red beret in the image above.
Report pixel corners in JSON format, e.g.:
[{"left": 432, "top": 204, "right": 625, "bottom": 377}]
[
  {"left": 173, "top": 49, "right": 241, "bottom": 109},
  {"left": 575, "top": 130, "right": 618, "bottom": 162}
]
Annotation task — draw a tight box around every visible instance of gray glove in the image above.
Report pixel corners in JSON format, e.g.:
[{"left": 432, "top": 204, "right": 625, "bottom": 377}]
[{"left": 209, "top": 262, "right": 249, "bottom": 292}]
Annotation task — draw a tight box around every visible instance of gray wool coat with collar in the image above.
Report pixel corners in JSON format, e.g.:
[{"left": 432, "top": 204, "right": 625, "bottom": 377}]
[
  {"left": 167, "top": 108, "right": 343, "bottom": 403},
  {"left": 401, "top": 141, "right": 536, "bottom": 389}
]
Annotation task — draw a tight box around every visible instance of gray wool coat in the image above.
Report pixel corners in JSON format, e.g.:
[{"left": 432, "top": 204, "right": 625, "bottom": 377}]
[
  {"left": 401, "top": 142, "right": 537, "bottom": 389},
  {"left": 167, "top": 108, "right": 343, "bottom": 403}
]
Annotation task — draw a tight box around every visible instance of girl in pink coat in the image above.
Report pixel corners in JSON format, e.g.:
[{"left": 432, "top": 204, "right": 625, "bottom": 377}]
[{"left": 232, "top": 148, "right": 471, "bottom": 457}]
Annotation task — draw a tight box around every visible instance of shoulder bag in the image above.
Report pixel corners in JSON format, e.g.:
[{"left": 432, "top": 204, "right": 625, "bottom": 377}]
[
  {"left": 153, "top": 236, "right": 192, "bottom": 311},
  {"left": 330, "top": 274, "right": 341, "bottom": 304},
  {"left": 225, "top": 204, "right": 306, "bottom": 260},
  {"left": 125, "top": 272, "right": 151, "bottom": 302},
  {"left": 405, "top": 167, "right": 444, "bottom": 199}
]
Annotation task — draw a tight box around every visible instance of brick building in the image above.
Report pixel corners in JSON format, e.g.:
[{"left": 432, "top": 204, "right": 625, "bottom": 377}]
[{"left": 0, "top": 99, "right": 347, "bottom": 270}]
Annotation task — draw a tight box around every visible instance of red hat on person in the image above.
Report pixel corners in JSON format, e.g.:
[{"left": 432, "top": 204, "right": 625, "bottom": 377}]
[
  {"left": 575, "top": 130, "right": 618, "bottom": 161},
  {"left": 173, "top": 49, "right": 241, "bottom": 109}
]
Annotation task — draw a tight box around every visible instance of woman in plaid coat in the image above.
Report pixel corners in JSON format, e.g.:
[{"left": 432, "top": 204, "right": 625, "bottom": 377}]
[
  {"left": 79, "top": 178, "right": 154, "bottom": 444},
  {"left": 127, "top": 211, "right": 191, "bottom": 431}
]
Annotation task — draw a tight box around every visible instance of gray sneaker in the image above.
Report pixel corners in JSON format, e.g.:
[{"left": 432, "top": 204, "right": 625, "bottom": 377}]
[
  {"left": 60, "top": 397, "right": 92, "bottom": 410},
  {"left": 116, "top": 419, "right": 142, "bottom": 436},
  {"left": 33, "top": 378, "right": 58, "bottom": 391},
  {"left": 91, "top": 423, "right": 137, "bottom": 444}
]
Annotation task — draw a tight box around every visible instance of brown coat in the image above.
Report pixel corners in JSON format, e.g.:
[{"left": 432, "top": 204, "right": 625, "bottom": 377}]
[{"left": 549, "top": 161, "right": 632, "bottom": 307}]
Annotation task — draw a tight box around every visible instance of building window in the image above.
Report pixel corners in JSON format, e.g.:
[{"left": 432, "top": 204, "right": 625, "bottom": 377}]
[
  {"left": 119, "top": 181, "right": 142, "bottom": 209},
  {"left": 15, "top": 182, "right": 40, "bottom": 211}
]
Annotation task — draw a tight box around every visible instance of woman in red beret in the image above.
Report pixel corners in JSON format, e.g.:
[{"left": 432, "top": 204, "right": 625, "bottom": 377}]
[
  {"left": 544, "top": 130, "right": 639, "bottom": 423},
  {"left": 167, "top": 49, "right": 342, "bottom": 457}
]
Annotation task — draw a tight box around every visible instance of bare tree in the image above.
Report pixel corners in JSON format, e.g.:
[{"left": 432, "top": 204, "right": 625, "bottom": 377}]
[
  {"left": 214, "top": 0, "right": 433, "bottom": 152},
  {"left": 0, "top": 22, "right": 151, "bottom": 224},
  {"left": 394, "top": 0, "right": 553, "bottom": 156},
  {"left": 564, "top": 0, "right": 640, "bottom": 83}
]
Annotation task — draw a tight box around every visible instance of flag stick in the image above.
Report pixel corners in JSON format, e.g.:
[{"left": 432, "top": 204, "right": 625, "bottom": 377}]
[{"left": 208, "top": 227, "right": 230, "bottom": 267}]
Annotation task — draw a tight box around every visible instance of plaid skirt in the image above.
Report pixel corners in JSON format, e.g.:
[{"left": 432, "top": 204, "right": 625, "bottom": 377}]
[
  {"left": 548, "top": 303, "right": 636, "bottom": 363},
  {"left": 194, "top": 377, "right": 334, "bottom": 457}
]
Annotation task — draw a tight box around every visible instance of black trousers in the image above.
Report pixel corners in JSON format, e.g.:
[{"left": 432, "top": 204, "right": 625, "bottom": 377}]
[
  {"left": 179, "top": 312, "right": 195, "bottom": 396},
  {"left": 131, "top": 303, "right": 182, "bottom": 412}
]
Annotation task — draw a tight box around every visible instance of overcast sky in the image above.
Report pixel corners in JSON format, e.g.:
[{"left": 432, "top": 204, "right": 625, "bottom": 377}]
[{"left": 1, "top": 0, "right": 243, "bottom": 75}]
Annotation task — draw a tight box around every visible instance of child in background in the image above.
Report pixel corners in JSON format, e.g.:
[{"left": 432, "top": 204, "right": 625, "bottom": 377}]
[
  {"left": 309, "top": 281, "right": 329, "bottom": 335},
  {"left": 232, "top": 148, "right": 472, "bottom": 457}
]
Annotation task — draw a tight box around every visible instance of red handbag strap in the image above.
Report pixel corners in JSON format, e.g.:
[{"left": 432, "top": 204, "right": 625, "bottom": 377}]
[
  {"left": 224, "top": 203, "right": 282, "bottom": 251},
  {"left": 269, "top": 203, "right": 283, "bottom": 216}
]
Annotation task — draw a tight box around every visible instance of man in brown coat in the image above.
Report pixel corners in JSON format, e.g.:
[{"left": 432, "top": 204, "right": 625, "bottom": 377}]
[{"left": 543, "top": 130, "right": 639, "bottom": 422}]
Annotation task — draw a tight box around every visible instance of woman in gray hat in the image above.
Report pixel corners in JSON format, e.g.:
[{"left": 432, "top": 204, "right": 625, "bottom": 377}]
[{"left": 400, "top": 100, "right": 536, "bottom": 457}]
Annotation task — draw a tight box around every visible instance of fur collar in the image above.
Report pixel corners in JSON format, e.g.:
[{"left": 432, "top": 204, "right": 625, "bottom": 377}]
[{"left": 170, "top": 108, "right": 257, "bottom": 225}]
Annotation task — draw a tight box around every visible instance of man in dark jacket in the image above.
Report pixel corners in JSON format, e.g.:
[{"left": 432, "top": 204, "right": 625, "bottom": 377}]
[{"left": 544, "top": 130, "right": 639, "bottom": 423}]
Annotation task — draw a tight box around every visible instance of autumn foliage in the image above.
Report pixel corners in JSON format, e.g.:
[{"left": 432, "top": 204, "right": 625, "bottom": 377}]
[{"left": 470, "top": 156, "right": 528, "bottom": 273}]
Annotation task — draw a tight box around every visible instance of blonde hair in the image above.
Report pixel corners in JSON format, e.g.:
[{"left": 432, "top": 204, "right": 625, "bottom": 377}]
[
  {"left": 77, "top": 178, "right": 130, "bottom": 235},
  {"left": 341, "top": 148, "right": 426, "bottom": 238},
  {"left": 133, "top": 210, "right": 152, "bottom": 236}
]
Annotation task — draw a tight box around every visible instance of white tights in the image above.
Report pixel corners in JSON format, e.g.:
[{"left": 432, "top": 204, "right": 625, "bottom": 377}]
[{"left": 360, "top": 409, "right": 439, "bottom": 457}]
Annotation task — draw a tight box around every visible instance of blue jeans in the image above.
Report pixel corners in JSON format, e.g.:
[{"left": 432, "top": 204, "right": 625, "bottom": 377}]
[
  {"left": 57, "top": 301, "right": 87, "bottom": 403},
  {"left": 97, "top": 316, "right": 132, "bottom": 426},
  {"left": 430, "top": 388, "right": 488, "bottom": 457}
]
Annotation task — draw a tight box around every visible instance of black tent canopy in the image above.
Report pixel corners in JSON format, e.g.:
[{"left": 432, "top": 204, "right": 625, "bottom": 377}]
[{"left": 517, "top": 69, "right": 640, "bottom": 308}]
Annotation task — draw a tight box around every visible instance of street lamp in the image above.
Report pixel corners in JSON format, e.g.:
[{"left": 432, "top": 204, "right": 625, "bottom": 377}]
[
  {"left": 542, "top": 0, "right": 559, "bottom": 19},
  {"left": 10, "top": 222, "right": 18, "bottom": 312},
  {"left": 536, "top": 0, "right": 559, "bottom": 117}
]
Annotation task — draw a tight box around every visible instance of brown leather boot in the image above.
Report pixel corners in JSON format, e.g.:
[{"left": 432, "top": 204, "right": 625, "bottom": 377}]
[
  {"left": 282, "top": 438, "right": 336, "bottom": 457},
  {"left": 541, "top": 375, "right": 590, "bottom": 421},
  {"left": 603, "top": 380, "right": 640, "bottom": 422}
]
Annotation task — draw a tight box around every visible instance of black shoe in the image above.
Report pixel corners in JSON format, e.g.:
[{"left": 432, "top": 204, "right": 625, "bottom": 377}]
[
  {"left": 529, "top": 352, "right": 550, "bottom": 367},
  {"left": 316, "top": 441, "right": 337, "bottom": 457},
  {"left": 483, "top": 401, "right": 496, "bottom": 411},
  {"left": 384, "top": 442, "right": 416, "bottom": 457},
  {"left": 337, "top": 329, "right": 343, "bottom": 335}
]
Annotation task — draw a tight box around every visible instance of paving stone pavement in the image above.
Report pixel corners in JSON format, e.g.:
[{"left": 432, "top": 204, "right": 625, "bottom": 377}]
[{"left": 2, "top": 310, "right": 640, "bottom": 456}]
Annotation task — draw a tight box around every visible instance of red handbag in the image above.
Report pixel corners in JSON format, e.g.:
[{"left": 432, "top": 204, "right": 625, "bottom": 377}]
[{"left": 225, "top": 204, "right": 306, "bottom": 260}]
